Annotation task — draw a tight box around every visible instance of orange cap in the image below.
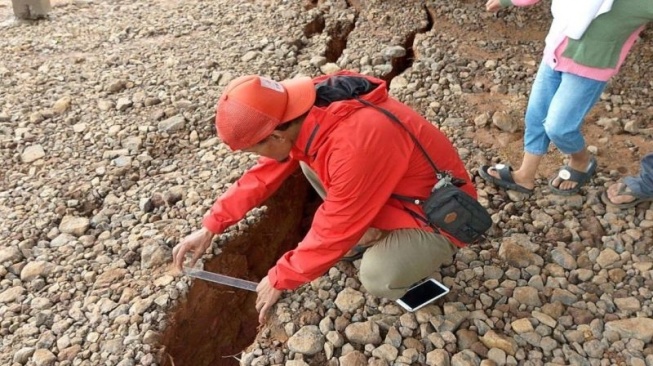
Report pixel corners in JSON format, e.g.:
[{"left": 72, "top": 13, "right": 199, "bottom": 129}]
[{"left": 215, "top": 75, "right": 316, "bottom": 150}]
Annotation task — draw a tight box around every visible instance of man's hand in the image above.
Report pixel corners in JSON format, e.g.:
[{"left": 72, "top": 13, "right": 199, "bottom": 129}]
[
  {"left": 171, "top": 228, "right": 214, "bottom": 272},
  {"left": 255, "top": 276, "right": 282, "bottom": 324},
  {"left": 486, "top": 0, "right": 502, "bottom": 12}
]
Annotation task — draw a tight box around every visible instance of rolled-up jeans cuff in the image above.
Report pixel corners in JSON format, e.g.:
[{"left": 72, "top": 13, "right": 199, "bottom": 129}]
[{"left": 524, "top": 148, "right": 547, "bottom": 156}]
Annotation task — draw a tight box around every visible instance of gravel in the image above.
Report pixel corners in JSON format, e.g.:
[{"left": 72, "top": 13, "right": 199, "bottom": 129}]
[{"left": 1, "top": 0, "right": 652, "bottom": 365}]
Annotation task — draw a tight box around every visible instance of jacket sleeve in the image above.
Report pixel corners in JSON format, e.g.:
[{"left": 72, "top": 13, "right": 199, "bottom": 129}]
[
  {"left": 202, "top": 157, "right": 299, "bottom": 234},
  {"left": 267, "top": 142, "right": 411, "bottom": 290},
  {"left": 500, "top": 0, "right": 540, "bottom": 7}
]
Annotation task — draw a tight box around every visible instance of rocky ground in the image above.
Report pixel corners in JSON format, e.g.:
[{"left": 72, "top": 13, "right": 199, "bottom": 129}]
[{"left": 1, "top": 0, "right": 652, "bottom": 366}]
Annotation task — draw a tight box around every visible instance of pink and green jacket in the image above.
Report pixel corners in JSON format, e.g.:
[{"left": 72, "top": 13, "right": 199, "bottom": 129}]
[{"left": 500, "top": 0, "right": 653, "bottom": 81}]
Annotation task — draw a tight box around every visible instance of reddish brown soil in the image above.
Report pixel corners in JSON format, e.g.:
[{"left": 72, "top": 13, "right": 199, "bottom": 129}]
[
  {"left": 160, "top": 174, "right": 312, "bottom": 366},
  {"left": 464, "top": 84, "right": 653, "bottom": 180},
  {"left": 430, "top": 3, "right": 653, "bottom": 180}
]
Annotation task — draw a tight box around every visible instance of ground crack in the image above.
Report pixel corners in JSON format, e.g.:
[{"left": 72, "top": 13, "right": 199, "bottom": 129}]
[{"left": 379, "top": 4, "right": 433, "bottom": 85}]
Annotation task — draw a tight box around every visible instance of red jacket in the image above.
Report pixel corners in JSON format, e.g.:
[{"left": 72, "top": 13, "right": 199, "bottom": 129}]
[{"left": 203, "top": 72, "right": 476, "bottom": 290}]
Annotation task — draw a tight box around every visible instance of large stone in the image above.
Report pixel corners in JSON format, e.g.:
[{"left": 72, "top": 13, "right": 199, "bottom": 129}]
[
  {"left": 141, "top": 240, "right": 170, "bottom": 269},
  {"left": 596, "top": 117, "right": 622, "bottom": 133},
  {"left": 50, "top": 233, "right": 76, "bottom": 247},
  {"left": 29, "top": 112, "right": 45, "bottom": 124},
  {"left": 143, "top": 330, "right": 159, "bottom": 345},
  {"left": 550, "top": 288, "right": 578, "bottom": 305},
  {"left": 339, "top": 351, "right": 367, "bottom": 366},
  {"left": 532, "top": 311, "right": 557, "bottom": 328},
  {"left": 511, "top": 318, "right": 534, "bottom": 334},
  {"left": 498, "top": 238, "right": 543, "bottom": 268},
  {"left": 20, "top": 261, "right": 52, "bottom": 281},
  {"left": 344, "top": 321, "right": 382, "bottom": 345},
  {"left": 451, "top": 349, "right": 481, "bottom": 366},
  {"left": 547, "top": 194, "right": 584, "bottom": 209},
  {"left": 129, "top": 296, "right": 153, "bottom": 315},
  {"left": 372, "top": 344, "right": 398, "bottom": 362},
  {"left": 59, "top": 216, "right": 90, "bottom": 236},
  {"left": 568, "top": 307, "right": 594, "bottom": 325},
  {"left": 102, "top": 149, "right": 129, "bottom": 159},
  {"left": 605, "top": 318, "right": 653, "bottom": 342},
  {"left": 596, "top": 249, "right": 620, "bottom": 268},
  {"left": 72, "top": 123, "right": 87, "bottom": 133},
  {"left": 116, "top": 98, "right": 133, "bottom": 111},
  {"left": 614, "top": 297, "right": 641, "bottom": 312},
  {"left": 583, "top": 339, "right": 606, "bottom": 358},
  {"left": 551, "top": 248, "right": 577, "bottom": 270},
  {"left": 487, "top": 348, "right": 506, "bottom": 366},
  {"left": 33, "top": 349, "right": 56, "bottom": 366},
  {"left": 13, "top": 347, "right": 35, "bottom": 364},
  {"left": 519, "top": 331, "right": 542, "bottom": 347},
  {"left": 0, "top": 246, "right": 23, "bottom": 263},
  {"left": 287, "top": 326, "right": 324, "bottom": 355},
  {"left": 479, "top": 330, "right": 518, "bottom": 356},
  {"left": 52, "top": 96, "right": 72, "bottom": 115},
  {"left": 0, "top": 286, "right": 26, "bottom": 303},
  {"left": 580, "top": 216, "right": 605, "bottom": 242},
  {"left": 492, "top": 111, "right": 519, "bottom": 133},
  {"left": 97, "top": 100, "right": 115, "bottom": 111},
  {"left": 95, "top": 268, "right": 128, "bottom": 288},
  {"left": 456, "top": 329, "right": 478, "bottom": 350},
  {"left": 285, "top": 361, "right": 309, "bottom": 366},
  {"left": 158, "top": 115, "right": 186, "bottom": 132},
  {"left": 107, "top": 80, "right": 126, "bottom": 94},
  {"left": 58, "top": 345, "right": 81, "bottom": 361},
  {"left": 430, "top": 311, "right": 470, "bottom": 333},
  {"left": 426, "top": 349, "right": 450, "bottom": 366},
  {"left": 513, "top": 286, "right": 542, "bottom": 307},
  {"left": 320, "top": 63, "right": 341, "bottom": 75},
  {"left": 21, "top": 144, "right": 45, "bottom": 163},
  {"left": 12, "top": 0, "right": 51, "bottom": 19},
  {"left": 389, "top": 76, "right": 408, "bottom": 91},
  {"left": 383, "top": 45, "right": 407, "bottom": 59},
  {"left": 122, "top": 136, "right": 142, "bottom": 152},
  {"left": 335, "top": 288, "right": 365, "bottom": 313}
]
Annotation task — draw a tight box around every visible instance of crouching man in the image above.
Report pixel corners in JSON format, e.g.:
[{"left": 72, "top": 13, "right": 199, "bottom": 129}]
[{"left": 172, "top": 71, "right": 477, "bottom": 322}]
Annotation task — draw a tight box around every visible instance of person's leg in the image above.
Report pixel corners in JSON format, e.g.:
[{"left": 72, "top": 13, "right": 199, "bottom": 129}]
[
  {"left": 486, "top": 62, "right": 560, "bottom": 190},
  {"left": 545, "top": 73, "right": 606, "bottom": 191},
  {"left": 358, "top": 229, "right": 456, "bottom": 300}
]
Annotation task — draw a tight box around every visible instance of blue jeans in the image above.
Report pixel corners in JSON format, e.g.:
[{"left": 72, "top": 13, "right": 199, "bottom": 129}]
[
  {"left": 625, "top": 153, "right": 653, "bottom": 197},
  {"left": 524, "top": 62, "right": 607, "bottom": 155}
]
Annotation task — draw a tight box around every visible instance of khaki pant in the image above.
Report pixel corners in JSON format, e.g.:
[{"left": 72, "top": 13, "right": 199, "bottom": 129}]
[{"left": 300, "top": 162, "right": 457, "bottom": 300}]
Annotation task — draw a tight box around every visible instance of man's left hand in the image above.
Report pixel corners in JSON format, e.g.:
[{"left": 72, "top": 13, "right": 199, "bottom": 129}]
[{"left": 256, "top": 276, "right": 282, "bottom": 324}]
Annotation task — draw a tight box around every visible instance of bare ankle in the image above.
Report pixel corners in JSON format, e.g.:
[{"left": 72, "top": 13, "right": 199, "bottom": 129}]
[{"left": 511, "top": 170, "right": 535, "bottom": 188}]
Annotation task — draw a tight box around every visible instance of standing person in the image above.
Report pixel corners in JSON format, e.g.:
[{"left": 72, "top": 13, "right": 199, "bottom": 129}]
[
  {"left": 171, "top": 71, "right": 478, "bottom": 323},
  {"left": 479, "top": 0, "right": 653, "bottom": 195},
  {"left": 602, "top": 153, "right": 653, "bottom": 208}
]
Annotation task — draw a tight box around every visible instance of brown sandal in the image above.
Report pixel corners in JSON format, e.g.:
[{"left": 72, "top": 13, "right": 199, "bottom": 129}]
[{"left": 601, "top": 182, "right": 653, "bottom": 209}]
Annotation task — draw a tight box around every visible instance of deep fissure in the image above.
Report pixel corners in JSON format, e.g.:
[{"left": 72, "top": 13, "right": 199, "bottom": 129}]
[
  {"left": 378, "top": 6, "right": 432, "bottom": 85},
  {"left": 325, "top": 17, "right": 356, "bottom": 63},
  {"left": 160, "top": 174, "right": 318, "bottom": 366},
  {"left": 160, "top": 5, "right": 436, "bottom": 365}
]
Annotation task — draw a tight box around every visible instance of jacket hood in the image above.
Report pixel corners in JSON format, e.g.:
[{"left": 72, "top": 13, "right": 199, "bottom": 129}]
[{"left": 291, "top": 71, "right": 389, "bottom": 160}]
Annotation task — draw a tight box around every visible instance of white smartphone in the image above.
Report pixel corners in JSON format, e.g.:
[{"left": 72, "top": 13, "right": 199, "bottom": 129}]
[{"left": 395, "top": 278, "right": 450, "bottom": 312}]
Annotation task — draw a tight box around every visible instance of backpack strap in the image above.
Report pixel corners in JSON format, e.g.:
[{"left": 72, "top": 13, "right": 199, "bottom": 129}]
[{"left": 356, "top": 98, "right": 447, "bottom": 180}]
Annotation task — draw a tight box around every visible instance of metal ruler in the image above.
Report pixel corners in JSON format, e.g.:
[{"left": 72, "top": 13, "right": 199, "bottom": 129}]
[{"left": 184, "top": 267, "right": 259, "bottom": 292}]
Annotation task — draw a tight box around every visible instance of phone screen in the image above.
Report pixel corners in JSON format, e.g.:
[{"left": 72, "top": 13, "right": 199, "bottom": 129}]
[{"left": 398, "top": 279, "right": 449, "bottom": 310}]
